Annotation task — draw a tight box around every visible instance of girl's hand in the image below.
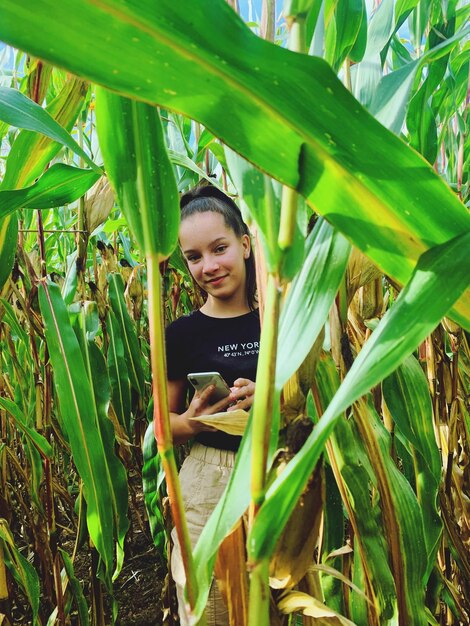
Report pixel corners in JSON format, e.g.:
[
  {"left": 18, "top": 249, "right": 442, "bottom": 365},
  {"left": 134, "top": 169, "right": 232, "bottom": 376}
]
[
  {"left": 185, "top": 384, "right": 235, "bottom": 433},
  {"left": 227, "top": 378, "right": 255, "bottom": 412}
]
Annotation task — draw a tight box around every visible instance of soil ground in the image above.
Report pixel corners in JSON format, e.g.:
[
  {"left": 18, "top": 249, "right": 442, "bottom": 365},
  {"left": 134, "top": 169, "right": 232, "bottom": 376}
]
[{"left": 6, "top": 472, "right": 173, "bottom": 626}]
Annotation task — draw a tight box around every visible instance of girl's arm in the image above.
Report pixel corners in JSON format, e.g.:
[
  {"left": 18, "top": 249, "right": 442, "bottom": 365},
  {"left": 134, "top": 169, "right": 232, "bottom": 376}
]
[{"left": 168, "top": 378, "right": 234, "bottom": 445}]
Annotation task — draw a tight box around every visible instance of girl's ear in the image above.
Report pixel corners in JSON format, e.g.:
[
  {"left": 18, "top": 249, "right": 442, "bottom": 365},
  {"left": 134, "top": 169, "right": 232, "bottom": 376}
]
[{"left": 242, "top": 234, "right": 251, "bottom": 259}]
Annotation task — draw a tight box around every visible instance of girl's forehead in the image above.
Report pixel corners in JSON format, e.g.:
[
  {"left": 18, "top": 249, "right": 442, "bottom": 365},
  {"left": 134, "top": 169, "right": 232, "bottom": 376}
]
[{"left": 179, "top": 211, "right": 233, "bottom": 245}]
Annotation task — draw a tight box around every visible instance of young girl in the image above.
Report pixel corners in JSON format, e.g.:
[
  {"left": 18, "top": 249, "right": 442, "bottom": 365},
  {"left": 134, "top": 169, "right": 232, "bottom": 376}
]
[{"left": 165, "top": 184, "right": 260, "bottom": 626}]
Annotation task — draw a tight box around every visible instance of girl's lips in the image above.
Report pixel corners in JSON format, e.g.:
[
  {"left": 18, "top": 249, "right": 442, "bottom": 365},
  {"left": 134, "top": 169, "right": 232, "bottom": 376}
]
[{"left": 206, "top": 275, "right": 227, "bottom": 286}]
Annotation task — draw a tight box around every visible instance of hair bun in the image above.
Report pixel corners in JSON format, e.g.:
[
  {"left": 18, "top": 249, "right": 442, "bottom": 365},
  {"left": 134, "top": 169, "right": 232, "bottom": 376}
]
[{"left": 180, "top": 182, "right": 240, "bottom": 214}]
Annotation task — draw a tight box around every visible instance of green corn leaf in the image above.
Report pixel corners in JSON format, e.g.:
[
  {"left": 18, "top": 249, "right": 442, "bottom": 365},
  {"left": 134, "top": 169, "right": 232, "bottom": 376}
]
[
  {"left": 142, "top": 422, "right": 166, "bottom": 555},
  {"left": 348, "top": 0, "right": 368, "bottom": 62},
  {"left": 0, "top": 519, "right": 40, "bottom": 626},
  {"left": 350, "top": 536, "right": 370, "bottom": 624},
  {"left": 350, "top": 0, "right": 418, "bottom": 108},
  {"left": 24, "top": 441, "right": 45, "bottom": 515},
  {"left": 276, "top": 219, "right": 351, "bottom": 390},
  {"left": 95, "top": 89, "right": 179, "bottom": 259},
  {"left": 168, "top": 149, "right": 219, "bottom": 189},
  {"left": 0, "top": 87, "right": 100, "bottom": 173},
  {"left": 74, "top": 310, "right": 129, "bottom": 580},
  {"left": 38, "top": 280, "right": 116, "bottom": 588},
  {"left": 332, "top": 0, "right": 365, "bottom": 70},
  {"left": 226, "top": 150, "right": 281, "bottom": 271},
  {"left": 58, "top": 548, "right": 90, "bottom": 626},
  {"left": 107, "top": 310, "right": 132, "bottom": 435},
  {"left": 0, "top": 398, "right": 49, "bottom": 513},
  {"left": 2, "top": 0, "right": 469, "bottom": 327},
  {"left": 383, "top": 355, "right": 442, "bottom": 576},
  {"left": 363, "top": 0, "right": 418, "bottom": 60},
  {"left": 369, "top": 25, "right": 468, "bottom": 134},
  {"left": 108, "top": 273, "right": 145, "bottom": 396},
  {"left": 0, "top": 298, "right": 30, "bottom": 346},
  {"left": 225, "top": 149, "right": 305, "bottom": 277},
  {"left": 352, "top": 397, "right": 430, "bottom": 625},
  {"left": 0, "top": 397, "right": 52, "bottom": 458},
  {"left": 384, "top": 355, "right": 441, "bottom": 485},
  {"left": 62, "top": 250, "right": 78, "bottom": 306},
  {"left": 0, "top": 216, "right": 17, "bottom": 291},
  {"left": 283, "top": 0, "right": 318, "bottom": 18},
  {"left": 248, "top": 231, "right": 470, "bottom": 570},
  {"left": 0, "top": 164, "right": 100, "bottom": 220},
  {"left": 406, "top": 16, "right": 458, "bottom": 164},
  {"left": 2, "top": 78, "right": 89, "bottom": 189},
  {"left": 315, "top": 355, "right": 398, "bottom": 623},
  {"left": 321, "top": 465, "right": 346, "bottom": 614},
  {"left": 0, "top": 77, "right": 88, "bottom": 291}
]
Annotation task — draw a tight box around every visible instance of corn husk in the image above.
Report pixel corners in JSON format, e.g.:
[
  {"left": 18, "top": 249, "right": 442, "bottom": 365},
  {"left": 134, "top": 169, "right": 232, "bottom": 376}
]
[
  {"left": 189, "top": 409, "right": 249, "bottom": 436},
  {"left": 97, "top": 241, "right": 118, "bottom": 273},
  {"left": 346, "top": 247, "right": 381, "bottom": 303},
  {"left": 84, "top": 175, "right": 114, "bottom": 233},
  {"left": 442, "top": 316, "right": 461, "bottom": 337},
  {"left": 124, "top": 266, "right": 144, "bottom": 320},
  {"left": 298, "top": 327, "right": 325, "bottom": 395},
  {"left": 282, "top": 372, "right": 305, "bottom": 422}
]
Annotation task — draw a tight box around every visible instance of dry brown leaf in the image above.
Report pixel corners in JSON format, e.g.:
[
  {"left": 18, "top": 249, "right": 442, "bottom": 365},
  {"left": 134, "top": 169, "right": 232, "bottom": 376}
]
[
  {"left": 325, "top": 544, "right": 353, "bottom": 559},
  {"left": 269, "top": 462, "right": 323, "bottom": 589},
  {"left": 278, "top": 591, "right": 357, "bottom": 625},
  {"left": 214, "top": 518, "right": 249, "bottom": 626}
]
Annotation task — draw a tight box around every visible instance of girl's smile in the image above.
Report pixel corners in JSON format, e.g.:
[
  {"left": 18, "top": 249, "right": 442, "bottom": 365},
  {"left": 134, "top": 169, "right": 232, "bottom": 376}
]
[{"left": 206, "top": 274, "right": 227, "bottom": 286}]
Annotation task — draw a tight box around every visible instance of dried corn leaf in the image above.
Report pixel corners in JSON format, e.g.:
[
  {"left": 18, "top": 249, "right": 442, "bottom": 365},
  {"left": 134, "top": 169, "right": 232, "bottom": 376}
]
[
  {"left": 189, "top": 409, "right": 249, "bottom": 436},
  {"left": 325, "top": 544, "right": 353, "bottom": 559},
  {"left": 278, "top": 591, "right": 357, "bottom": 625},
  {"left": 214, "top": 518, "right": 249, "bottom": 626},
  {"left": 269, "top": 462, "right": 323, "bottom": 589}
]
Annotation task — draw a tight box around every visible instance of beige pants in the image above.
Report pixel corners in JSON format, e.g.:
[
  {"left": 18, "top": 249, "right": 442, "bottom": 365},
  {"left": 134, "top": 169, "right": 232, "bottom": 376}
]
[{"left": 171, "top": 443, "right": 236, "bottom": 626}]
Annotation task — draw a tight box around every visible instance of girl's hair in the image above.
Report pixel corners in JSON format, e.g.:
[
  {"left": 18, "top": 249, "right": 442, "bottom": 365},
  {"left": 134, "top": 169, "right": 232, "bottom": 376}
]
[{"left": 180, "top": 183, "right": 257, "bottom": 310}]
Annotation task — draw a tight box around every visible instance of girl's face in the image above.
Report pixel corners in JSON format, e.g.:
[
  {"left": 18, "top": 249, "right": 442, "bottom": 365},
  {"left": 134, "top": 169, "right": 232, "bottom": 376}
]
[{"left": 179, "top": 211, "right": 250, "bottom": 306}]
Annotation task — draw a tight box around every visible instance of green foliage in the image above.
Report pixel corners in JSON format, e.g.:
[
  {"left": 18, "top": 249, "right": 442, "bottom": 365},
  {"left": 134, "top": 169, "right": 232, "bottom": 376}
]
[
  {"left": 275, "top": 219, "right": 351, "bottom": 389},
  {"left": 0, "top": 164, "right": 100, "bottom": 219},
  {"left": 249, "top": 232, "right": 470, "bottom": 563},
  {"left": 39, "top": 281, "right": 128, "bottom": 589},
  {"left": 0, "top": 520, "right": 41, "bottom": 625},
  {"left": 95, "top": 90, "right": 179, "bottom": 259},
  {"left": 108, "top": 273, "right": 146, "bottom": 396},
  {"left": 0, "top": 1, "right": 468, "bottom": 624},
  {"left": 142, "top": 423, "right": 167, "bottom": 554},
  {"left": 1, "top": 0, "right": 469, "bottom": 329},
  {"left": 0, "top": 86, "right": 100, "bottom": 172}
]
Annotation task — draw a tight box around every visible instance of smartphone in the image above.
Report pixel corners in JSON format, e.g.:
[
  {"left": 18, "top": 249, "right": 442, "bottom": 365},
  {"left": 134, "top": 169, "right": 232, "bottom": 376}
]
[{"left": 187, "top": 371, "right": 231, "bottom": 402}]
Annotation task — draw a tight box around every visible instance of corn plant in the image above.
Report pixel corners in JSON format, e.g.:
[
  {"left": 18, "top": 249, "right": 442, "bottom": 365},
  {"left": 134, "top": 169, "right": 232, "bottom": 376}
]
[{"left": 0, "top": 0, "right": 469, "bottom": 625}]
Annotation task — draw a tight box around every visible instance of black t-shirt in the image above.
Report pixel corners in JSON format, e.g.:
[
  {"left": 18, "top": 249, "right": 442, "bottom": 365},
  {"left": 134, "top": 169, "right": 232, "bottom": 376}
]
[{"left": 165, "top": 309, "right": 260, "bottom": 451}]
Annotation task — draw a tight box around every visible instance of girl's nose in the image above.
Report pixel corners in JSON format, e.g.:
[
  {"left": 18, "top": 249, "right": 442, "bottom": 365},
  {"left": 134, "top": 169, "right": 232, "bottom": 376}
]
[{"left": 202, "top": 256, "right": 220, "bottom": 274}]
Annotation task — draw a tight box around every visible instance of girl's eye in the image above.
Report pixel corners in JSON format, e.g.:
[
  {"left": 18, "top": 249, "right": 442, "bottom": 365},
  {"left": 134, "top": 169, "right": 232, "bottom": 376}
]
[
  {"left": 186, "top": 255, "right": 200, "bottom": 263},
  {"left": 215, "top": 245, "right": 227, "bottom": 253}
]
